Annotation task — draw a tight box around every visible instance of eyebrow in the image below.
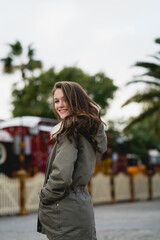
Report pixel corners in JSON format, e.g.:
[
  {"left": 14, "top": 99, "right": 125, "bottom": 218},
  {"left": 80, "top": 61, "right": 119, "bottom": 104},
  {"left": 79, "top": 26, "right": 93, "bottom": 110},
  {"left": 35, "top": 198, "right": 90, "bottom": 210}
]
[{"left": 53, "top": 96, "right": 65, "bottom": 100}]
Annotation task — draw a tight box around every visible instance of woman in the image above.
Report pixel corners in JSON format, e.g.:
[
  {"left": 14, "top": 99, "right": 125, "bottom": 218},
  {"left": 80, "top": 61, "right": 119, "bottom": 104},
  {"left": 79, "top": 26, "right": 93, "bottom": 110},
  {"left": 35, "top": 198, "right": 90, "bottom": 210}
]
[{"left": 37, "top": 81, "right": 107, "bottom": 240}]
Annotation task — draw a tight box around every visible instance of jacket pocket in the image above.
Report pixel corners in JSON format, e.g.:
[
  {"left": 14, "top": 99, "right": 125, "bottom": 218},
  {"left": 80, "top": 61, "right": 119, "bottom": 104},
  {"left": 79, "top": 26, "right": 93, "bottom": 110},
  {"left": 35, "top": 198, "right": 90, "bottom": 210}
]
[{"left": 39, "top": 201, "right": 60, "bottom": 231}]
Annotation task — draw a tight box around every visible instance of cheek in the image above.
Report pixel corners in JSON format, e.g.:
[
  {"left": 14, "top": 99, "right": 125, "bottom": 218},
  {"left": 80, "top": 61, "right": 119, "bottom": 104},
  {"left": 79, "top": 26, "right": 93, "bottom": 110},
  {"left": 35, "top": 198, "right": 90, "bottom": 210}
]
[
  {"left": 66, "top": 103, "right": 71, "bottom": 112},
  {"left": 54, "top": 104, "right": 59, "bottom": 113}
]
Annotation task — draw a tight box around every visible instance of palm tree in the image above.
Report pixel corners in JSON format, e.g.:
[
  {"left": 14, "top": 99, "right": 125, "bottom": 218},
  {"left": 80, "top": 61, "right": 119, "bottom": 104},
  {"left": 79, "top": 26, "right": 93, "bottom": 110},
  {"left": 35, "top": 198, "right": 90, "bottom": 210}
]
[
  {"left": 122, "top": 38, "right": 160, "bottom": 135},
  {"left": 1, "top": 40, "right": 42, "bottom": 78}
]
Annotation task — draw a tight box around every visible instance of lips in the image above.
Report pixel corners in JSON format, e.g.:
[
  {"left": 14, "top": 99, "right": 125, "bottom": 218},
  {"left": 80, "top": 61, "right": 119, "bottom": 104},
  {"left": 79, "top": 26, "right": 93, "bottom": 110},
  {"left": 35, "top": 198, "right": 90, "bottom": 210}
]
[
  {"left": 59, "top": 109, "right": 68, "bottom": 113},
  {"left": 57, "top": 107, "right": 70, "bottom": 119},
  {"left": 58, "top": 109, "right": 70, "bottom": 118}
]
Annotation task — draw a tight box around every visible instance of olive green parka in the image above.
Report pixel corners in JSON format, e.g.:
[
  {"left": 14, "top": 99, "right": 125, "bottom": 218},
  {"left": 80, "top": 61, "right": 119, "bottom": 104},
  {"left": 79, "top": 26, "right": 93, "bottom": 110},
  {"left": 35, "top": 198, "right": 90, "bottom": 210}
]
[{"left": 37, "top": 124, "right": 107, "bottom": 240}]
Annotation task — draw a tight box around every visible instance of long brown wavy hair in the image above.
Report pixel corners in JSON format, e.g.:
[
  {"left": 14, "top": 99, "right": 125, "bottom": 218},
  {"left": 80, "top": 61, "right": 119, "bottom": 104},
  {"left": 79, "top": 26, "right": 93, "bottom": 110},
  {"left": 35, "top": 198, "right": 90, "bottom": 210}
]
[{"left": 52, "top": 81, "right": 102, "bottom": 146}]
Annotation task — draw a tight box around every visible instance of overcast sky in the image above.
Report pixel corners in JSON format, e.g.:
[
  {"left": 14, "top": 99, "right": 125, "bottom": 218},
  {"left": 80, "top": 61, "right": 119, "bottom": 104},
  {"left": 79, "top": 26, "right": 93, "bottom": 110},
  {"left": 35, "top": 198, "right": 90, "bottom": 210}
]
[{"left": 0, "top": 0, "right": 160, "bottom": 124}]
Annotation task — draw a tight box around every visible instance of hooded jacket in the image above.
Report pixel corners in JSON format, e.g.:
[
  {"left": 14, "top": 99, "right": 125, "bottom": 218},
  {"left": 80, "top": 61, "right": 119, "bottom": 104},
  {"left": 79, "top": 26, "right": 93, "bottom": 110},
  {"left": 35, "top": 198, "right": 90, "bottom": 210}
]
[{"left": 37, "top": 123, "right": 107, "bottom": 240}]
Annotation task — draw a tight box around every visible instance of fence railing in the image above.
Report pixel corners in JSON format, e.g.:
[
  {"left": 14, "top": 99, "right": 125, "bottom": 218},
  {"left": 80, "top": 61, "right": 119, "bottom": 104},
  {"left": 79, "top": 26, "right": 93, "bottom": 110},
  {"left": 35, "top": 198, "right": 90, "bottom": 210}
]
[
  {"left": 0, "top": 172, "right": 160, "bottom": 215},
  {"left": 0, "top": 174, "right": 20, "bottom": 215},
  {"left": 25, "top": 173, "right": 44, "bottom": 211},
  {"left": 0, "top": 172, "right": 44, "bottom": 216},
  {"left": 91, "top": 172, "right": 160, "bottom": 204}
]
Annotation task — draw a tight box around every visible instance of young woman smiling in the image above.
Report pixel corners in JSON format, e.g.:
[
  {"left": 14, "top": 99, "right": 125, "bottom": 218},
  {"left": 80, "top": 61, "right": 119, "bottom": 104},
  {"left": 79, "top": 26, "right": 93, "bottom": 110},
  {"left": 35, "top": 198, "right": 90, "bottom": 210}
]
[{"left": 37, "top": 81, "right": 107, "bottom": 240}]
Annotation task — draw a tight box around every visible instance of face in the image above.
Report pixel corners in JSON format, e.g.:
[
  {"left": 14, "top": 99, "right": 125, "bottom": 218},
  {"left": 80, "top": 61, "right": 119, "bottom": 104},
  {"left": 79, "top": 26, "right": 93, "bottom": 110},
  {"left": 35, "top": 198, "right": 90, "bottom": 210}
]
[{"left": 53, "top": 88, "right": 71, "bottom": 119}]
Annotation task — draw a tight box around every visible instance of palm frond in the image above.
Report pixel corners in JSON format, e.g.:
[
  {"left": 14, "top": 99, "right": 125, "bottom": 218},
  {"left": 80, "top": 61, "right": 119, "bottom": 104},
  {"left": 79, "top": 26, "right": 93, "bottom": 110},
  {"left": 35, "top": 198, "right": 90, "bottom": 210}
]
[
  {"left": 26, "top": 59, "right": 42, "bottom": 71},
  {"left": 1, "top": 56, "right": 13, "bottom": 73},
  {"left": 27, "top": 44, "right": 35, "bottom": 59},
  {"left": 135, "top": 61, "right": 160, "bottom": 71},
  {"left": 123, "top": 37, "right": 160, "bottom": 133},
  {"left": 143, "top": 71, "right": 160, "bottom": 80},
  {"left": 8, "top": 41, "right": 22, "bottom": 56},
  {"left": 155, "top": 38, "right": 160, "bottom": 44},
  {"left": 124, "top": 104, "right": 160, "bottom": 131},
  {"left": 148, "top": 55, "right": 160, "bottom": 61},
  {"left": 122, "top": 90, "right": 160, "bottom": 107},
  {"left": 126, "top": 80, "right": 160, "bottom": 87}
]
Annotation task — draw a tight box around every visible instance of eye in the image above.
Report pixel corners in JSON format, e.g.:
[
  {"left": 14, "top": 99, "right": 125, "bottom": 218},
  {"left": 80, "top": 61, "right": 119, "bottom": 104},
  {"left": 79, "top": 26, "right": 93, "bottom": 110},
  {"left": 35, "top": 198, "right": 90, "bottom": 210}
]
[{"left": 54, "top": 100, "right": 59, "bottom": 103}]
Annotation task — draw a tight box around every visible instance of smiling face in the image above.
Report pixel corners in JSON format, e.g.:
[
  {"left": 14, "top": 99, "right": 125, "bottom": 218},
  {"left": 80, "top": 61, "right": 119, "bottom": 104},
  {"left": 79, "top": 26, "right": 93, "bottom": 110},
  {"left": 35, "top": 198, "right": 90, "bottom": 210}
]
[{"left": 53, "top": 88, "right": 71, "bottom": 119}]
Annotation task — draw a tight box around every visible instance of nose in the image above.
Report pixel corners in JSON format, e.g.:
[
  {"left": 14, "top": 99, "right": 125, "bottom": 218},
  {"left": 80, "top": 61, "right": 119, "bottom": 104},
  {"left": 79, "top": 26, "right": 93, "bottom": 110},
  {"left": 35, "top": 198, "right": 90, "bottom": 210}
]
[{"left": 58, "top": 100, "right": 65, "bottom": 108}]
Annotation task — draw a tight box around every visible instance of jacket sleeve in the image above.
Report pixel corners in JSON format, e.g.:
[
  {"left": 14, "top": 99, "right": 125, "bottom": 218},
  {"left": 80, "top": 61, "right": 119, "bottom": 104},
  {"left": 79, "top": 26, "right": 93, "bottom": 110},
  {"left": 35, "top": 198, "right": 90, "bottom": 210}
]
[{"left": 40, "top": 134, "right": 78, "bottom": 204}]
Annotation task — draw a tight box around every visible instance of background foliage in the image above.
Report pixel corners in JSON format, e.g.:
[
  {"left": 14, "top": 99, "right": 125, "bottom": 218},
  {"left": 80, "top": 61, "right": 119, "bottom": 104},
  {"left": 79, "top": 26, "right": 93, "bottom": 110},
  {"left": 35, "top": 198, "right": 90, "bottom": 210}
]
[
  {"left": 12, "top": 66, "right": 118, "bottom": 118},
  {"left": 1, "top": 40, "right": 118, "bottom": 118}
]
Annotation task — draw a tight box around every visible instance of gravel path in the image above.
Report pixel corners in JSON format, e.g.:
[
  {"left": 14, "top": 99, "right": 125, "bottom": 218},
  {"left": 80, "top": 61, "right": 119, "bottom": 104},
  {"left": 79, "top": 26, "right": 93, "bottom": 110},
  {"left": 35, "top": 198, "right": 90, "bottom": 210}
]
[{"left": 0, "top": 199, "right": 160, "bottom": 240}]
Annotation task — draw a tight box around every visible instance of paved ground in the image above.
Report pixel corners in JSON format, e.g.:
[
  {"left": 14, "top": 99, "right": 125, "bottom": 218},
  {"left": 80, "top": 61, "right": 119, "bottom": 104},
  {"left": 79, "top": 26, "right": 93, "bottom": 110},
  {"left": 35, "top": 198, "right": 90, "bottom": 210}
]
[{"left": 0, "top": 199, "right": 160, "bottom": 240}]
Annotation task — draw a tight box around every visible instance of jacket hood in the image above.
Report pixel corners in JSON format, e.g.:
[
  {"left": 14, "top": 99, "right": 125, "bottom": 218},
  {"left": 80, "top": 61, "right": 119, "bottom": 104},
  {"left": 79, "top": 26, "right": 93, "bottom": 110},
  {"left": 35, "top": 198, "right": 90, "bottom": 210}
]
[
  {"left": 50, "top": 121, "right": 63, "bottom": 139},
  {"left": 96, "top": 123, "right": 107, "bottom": 153},
  {"left": 51, "top": 121, "right": 107, "bottom": 154}
]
